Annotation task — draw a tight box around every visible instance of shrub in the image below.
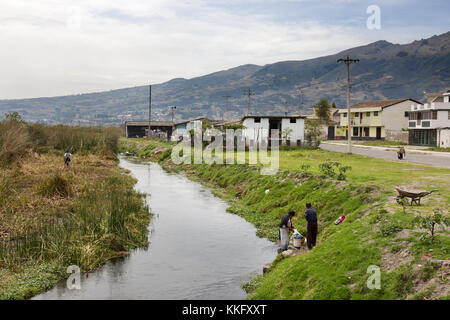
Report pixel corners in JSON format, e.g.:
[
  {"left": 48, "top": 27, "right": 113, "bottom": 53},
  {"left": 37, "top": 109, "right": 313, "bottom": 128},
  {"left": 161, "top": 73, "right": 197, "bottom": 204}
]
[
  {"left": 159, "top": 148, "right": 172, "bottom": 162},
  {"left": 38, "top": 174, "right": 71, "bottom": 197},
  {"left": 420, "top": 261, "right": 439, "bottom": 281},
  {"left": 412, "top": 210, "right": 450, "bottom": 244},
  {"left": 380, "top": 222, "right": 403, "bottom": 237},
  {"left": 0, "top": 117, "right": 31, "bottom": 166},
  {"left": 319, "top": 161, "right": 352, "bottom": 181}
]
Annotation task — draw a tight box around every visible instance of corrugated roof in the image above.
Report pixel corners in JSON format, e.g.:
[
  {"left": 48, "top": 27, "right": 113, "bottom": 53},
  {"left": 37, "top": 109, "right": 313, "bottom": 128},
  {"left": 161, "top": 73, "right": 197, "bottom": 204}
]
[{"left": 125, "top": 121, "right": 173, "bottom": 126}]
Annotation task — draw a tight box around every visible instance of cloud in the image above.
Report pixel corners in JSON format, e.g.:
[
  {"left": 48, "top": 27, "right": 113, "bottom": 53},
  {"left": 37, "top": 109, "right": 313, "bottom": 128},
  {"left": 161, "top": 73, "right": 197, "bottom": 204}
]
[{"left": 0, "top": 0, "right": 447, "bottom": 99}]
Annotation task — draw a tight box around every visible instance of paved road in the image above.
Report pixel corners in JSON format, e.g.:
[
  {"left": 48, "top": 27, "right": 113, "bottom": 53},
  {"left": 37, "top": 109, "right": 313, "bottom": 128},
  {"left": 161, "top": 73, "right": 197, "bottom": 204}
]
[{"left": 320, "top": 143, "right": 450, "bottom": 169}]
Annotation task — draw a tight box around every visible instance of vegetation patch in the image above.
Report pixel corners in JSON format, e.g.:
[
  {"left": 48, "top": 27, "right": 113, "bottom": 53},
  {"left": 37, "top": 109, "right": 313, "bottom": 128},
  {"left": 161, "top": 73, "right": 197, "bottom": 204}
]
[
  {"left": 120, "top": 138, "right": 450, "bottom": 300},
  {"left": 0, "top": 116, "right": 150, "bottom": 300}
]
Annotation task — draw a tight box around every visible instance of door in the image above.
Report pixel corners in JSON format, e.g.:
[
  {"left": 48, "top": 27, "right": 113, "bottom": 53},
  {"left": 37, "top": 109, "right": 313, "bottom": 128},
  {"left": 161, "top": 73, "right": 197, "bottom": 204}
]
[
  {"left": 376, "top": 127, "right": 381, "bottom": 139},
  {"left": 327, "top": 126, "right": 335, "bottom": 140}
]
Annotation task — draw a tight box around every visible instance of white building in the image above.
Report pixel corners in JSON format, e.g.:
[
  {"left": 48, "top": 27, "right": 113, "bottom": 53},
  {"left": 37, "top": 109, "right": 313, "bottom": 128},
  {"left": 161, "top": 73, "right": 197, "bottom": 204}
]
[
  {"left": 171, "top": 117, "right": 208, "bottom": 141},
  {"left": 408, "top": 90, "right": 450, "bottom": 147},
  {"left": 242, "top": 115, "right": 305, "bottom": 146}
]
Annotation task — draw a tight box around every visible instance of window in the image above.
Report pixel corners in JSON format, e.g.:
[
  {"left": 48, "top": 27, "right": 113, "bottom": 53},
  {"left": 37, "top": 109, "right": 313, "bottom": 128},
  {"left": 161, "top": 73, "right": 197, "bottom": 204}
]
[
  {"left": 355, "top": 112, "right": 359, "bottom": 117},
  {"left": 366, "top": 112, "right": 370, "bottom": 117},
  {"left": 254, "top": 117, "right": 261, "bottom": 123},
  {"left": 408, "top": 121, "right": 416, "bottom": 127},
  {"left": 290, "top": 118, "right": 296, "bottom": 123},
  {"left": 364, "top": 127, "right": 370, "bottom": 136},
  {"left": 404, "top": 111, "right": 409, "bottom": 117},
  {"left": 374, "top": 111, "right": 379, "bottom": 116},
  {"left": 353, "top": 127, "right": 358, "bottom": 136},
  {"left": 343, "top": 113, "right": 347, "bottom": 117},
  {"left": 432, "top": 111, "right": 437, "bottom": 120}
]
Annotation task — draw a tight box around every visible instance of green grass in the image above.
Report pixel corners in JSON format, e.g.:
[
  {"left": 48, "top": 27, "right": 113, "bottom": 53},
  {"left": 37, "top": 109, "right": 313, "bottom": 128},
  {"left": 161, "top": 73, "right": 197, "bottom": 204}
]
[
  {"left": 120, "top": 138, "right": 450, "bottom": 300},
  {"left": 426, "top": 147, "right": 450, "bottom": 152}
]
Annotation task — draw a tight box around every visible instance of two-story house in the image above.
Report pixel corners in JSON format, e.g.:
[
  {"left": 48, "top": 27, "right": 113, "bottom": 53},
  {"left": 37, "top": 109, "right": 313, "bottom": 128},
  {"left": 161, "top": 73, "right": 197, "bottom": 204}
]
[
  {"left": 408, "top": 90, "right": 450, "bottom": 147},
  {"left": 336, "top": 98, "right": 421, "bottom": 142}
]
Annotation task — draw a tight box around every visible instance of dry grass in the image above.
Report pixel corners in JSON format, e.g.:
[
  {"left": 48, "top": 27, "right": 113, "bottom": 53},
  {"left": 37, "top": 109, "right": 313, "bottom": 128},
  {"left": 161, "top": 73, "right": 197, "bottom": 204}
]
[{"left": 0, "top": 153, "right": 119, "bottom": 241}]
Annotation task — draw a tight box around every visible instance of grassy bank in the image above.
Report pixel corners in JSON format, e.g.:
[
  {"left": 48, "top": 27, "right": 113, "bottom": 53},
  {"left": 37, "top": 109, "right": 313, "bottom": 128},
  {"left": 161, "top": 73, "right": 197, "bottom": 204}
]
[
  {"left": 120, "top": 137, "right": 449, "bottom": 300},
  {"left": 0, "top": 116, "right": 150, "bottom": 299}
]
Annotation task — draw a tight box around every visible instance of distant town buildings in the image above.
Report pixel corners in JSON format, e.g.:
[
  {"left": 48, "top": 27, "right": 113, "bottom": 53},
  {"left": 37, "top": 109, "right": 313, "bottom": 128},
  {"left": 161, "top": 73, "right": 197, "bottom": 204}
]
[
  {"left": 335, "top": 98, "right": 421, "bottom": 143},
  {"left": 123, "top": 88, "right": 450, "bottom": 149},
  {"left": 408, "top": 90, "right": 450, "bottom": 147}
]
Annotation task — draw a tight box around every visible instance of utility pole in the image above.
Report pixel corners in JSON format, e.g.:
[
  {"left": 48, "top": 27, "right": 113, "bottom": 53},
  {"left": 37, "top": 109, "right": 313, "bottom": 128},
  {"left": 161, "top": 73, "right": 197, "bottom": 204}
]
[
  {"left": 170, "top": 106, "right": 177, "bottom": 123},
  {"left": 244, "top": 88, "right": 255, "bottom": 116},
  {"left": 298, "top": 89, "right": 303, "bottom": 115},
  {"left": 148, "top": 84, "right": 152, "bottom": 138},
  {"left": 223, "top": 95, "right": 231, "bottom": 120},
  {"left": 283, "top": 100, "right": 289, "bottom": 116},
  {"left": 337, "top": 56, "right": 359, "bottom": 153}
]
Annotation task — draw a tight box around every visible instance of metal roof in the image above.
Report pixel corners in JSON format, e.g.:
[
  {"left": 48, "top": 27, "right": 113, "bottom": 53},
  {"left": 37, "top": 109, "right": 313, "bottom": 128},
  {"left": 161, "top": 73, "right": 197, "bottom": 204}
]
[{"left": 125, "top": 121, "right": 174, "bottom": 127}]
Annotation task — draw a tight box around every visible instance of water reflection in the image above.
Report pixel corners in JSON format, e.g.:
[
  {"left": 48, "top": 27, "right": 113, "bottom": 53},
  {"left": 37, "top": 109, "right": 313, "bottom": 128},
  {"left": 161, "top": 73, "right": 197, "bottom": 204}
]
[{"left": 33, "top": 159, "right": 277, "bottom": 300}]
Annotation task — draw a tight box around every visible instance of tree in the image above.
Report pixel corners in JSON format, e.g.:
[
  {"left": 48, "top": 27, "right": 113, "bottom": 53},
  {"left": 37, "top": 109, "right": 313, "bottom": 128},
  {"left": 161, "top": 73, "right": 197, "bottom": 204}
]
[
  {"left": 305, "top": 119, "right": 322, "bottom": 146},
  {"left": 412, "top": 210, "right": 450, "bottom": 244},
  {"left": 3, "top": 112, "right": 25, "bottom": 123},
  {"left": 314, "top": 98, "right": 331, "bottom": 123},
  {"left": 281, "top": 128, "right": 293, "bottom": 143}
]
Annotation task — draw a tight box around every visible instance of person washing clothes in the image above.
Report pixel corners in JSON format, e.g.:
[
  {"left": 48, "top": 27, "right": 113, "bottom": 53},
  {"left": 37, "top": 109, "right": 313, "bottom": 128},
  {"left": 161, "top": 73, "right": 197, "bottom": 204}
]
[{"left": 278, "top": 210, "right": 296, "bottom": 253}]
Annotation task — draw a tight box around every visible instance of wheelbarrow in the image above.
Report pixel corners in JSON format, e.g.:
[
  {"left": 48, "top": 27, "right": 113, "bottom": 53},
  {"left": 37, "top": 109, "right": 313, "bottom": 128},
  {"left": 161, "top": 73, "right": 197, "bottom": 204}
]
[{"left": 395, "top": 187, "right": 438, "bottom": 206}]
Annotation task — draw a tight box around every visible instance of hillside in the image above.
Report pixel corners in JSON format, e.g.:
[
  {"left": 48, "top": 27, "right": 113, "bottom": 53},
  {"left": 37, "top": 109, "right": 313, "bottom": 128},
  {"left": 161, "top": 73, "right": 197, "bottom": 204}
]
[{"left": 0, "top": 31, "right": 449, "bottom": 125}]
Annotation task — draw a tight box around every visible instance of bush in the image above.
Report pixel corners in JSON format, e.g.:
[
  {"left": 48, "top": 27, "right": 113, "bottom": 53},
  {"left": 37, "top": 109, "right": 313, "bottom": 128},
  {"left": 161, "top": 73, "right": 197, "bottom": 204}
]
[
  {"left": 38, "top": 174, "right": 71, "bottom": 197},
  {"left": 0, "top": 117, "right": 31, "bottom": 167},
  {"left": 159, "top": 148, "right": 172, "bottom": 162},
  {"left": 380, "top": 222, "right": 403, "bottom": 237},
  {"left": 319, "top": 161, "right": 352, "bottom": 181},
  {"left": 412, "top": 210, "right": 450, "bottom": 244}
]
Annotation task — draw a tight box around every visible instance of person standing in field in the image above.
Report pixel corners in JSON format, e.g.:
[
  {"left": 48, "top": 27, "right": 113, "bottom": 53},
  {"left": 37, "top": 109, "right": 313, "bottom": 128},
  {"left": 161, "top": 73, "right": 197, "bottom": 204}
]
[
  {"left": 278, "top": 211, "right": 296, "bottom": 253},
  {"left": 305, "top": 203, "right": 318, "bottom": 250},
  {"left": 397, "top": 146, "right": 406, "bottom": 160},
  {"left": 64, "top": 151, "right": 72, "bottom": 167}
]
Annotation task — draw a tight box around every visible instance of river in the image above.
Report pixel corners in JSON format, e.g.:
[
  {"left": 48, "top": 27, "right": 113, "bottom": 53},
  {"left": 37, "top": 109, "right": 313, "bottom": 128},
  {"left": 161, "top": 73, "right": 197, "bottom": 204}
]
[{"left": 33, "top": 158, "right": 277, "bottom": 300}]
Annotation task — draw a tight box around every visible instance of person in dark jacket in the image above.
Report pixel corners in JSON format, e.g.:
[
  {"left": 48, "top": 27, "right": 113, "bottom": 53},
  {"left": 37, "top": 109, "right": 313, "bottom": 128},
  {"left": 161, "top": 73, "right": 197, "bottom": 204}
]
[
  {"left": 305, "top": 203, "right": 318, "bottom": 250},
  {"left": 397, "top": 146, "right": 406, "bottom": 160}
]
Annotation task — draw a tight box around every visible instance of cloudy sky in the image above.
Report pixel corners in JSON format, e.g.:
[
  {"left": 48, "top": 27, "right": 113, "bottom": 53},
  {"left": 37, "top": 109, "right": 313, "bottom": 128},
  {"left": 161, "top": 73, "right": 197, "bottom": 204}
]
[{"left": 0, "top": 0, "right": 449, "bottom": 99}]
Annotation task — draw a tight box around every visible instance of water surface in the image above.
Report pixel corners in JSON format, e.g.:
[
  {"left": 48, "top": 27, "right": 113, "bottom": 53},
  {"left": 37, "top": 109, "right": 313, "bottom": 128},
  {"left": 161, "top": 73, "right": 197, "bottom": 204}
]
[{"left": 33, "top": 159, "right": 277, "bottom": 300}]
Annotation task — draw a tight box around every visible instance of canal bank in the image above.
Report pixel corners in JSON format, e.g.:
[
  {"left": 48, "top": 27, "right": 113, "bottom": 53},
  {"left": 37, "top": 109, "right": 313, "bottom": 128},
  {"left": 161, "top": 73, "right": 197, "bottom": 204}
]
[
  {"left": 117, "top": 138, "right": 450, "bottom": 300},
  {"left": 33, "top": 159, "right": 277, "bottom": 299}
]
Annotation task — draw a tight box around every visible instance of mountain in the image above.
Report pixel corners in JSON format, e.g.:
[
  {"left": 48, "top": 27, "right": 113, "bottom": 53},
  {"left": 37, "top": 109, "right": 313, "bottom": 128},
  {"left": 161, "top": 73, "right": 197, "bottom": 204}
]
[{"left": 1, "top": 31, "right": 449, "bottom": 125}]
